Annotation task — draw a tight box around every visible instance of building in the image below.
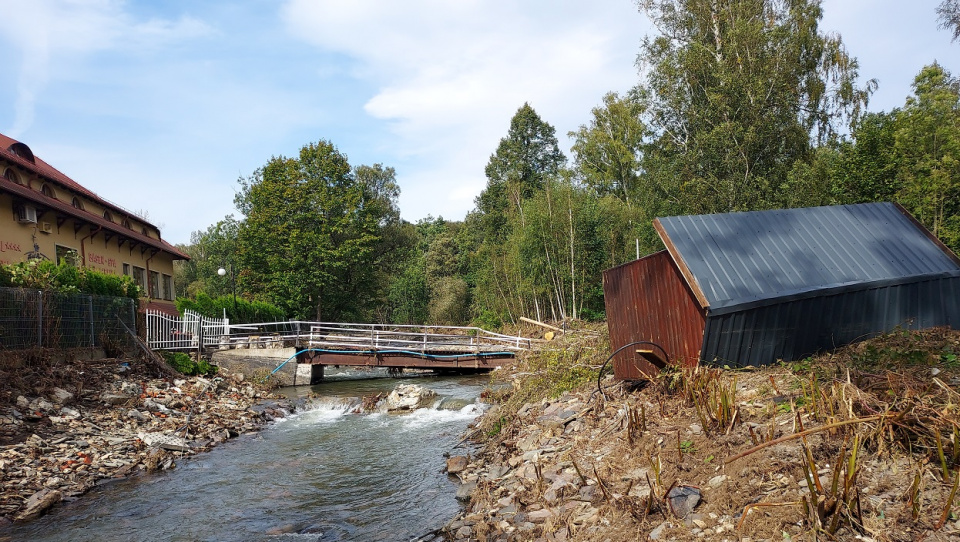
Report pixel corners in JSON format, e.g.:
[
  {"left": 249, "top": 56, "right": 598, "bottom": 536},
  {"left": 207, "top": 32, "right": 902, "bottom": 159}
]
[
  {"left": 0, "top": 133, "right": 188, "bottom": 314},
  {"left": 603, "top": 202, "right": 960, "bottom": 379}
]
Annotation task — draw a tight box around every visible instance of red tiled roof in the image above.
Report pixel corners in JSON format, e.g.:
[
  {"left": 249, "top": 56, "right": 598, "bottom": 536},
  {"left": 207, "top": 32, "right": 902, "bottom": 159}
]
[{"left": 0, "top": 133, "right": 188, "bottom": 260}]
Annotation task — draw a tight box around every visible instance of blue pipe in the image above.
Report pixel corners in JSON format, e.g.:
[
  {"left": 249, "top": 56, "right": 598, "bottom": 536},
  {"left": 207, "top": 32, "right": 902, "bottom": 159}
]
[{"left": 269, "top": 348, "right": 516, "bottom": 377}]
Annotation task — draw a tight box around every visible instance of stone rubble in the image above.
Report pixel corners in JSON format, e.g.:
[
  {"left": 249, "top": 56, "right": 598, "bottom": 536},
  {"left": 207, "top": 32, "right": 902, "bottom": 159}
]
[
  {"left": 431, "top": 387, "right": 749, "bottom": 542},
  {"left": 0, "top": 366, "right": 292, "bottom": 522}
]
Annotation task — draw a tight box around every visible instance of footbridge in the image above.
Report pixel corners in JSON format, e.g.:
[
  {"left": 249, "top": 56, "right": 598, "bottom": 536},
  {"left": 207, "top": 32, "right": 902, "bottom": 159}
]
[{"left": 146, "top": 312, "right": 534, "bottom": 384}]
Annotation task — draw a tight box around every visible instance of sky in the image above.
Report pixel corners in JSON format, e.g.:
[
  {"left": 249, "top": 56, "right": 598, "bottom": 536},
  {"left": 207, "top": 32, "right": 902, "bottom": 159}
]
[{"left": 0, "top": 0, "right": 956, "bottom": 245}]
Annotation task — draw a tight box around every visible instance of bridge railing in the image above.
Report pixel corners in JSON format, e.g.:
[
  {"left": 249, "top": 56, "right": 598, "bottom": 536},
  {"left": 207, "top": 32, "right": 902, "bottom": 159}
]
[
  {"left": 305, "top": 322, "right": 533, "bottom": 351},
  {"left": 147, "top": 316, "right": 535, "bottom": 352}
]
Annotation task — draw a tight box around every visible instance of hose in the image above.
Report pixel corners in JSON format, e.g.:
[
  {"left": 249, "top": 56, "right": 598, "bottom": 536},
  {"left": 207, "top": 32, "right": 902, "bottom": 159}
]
[
  {"left": 269, "top": 348, "right": 517, "bottom": 377},
  {"left": 595, "top": 341, "right": 670, "bottom": 400}
]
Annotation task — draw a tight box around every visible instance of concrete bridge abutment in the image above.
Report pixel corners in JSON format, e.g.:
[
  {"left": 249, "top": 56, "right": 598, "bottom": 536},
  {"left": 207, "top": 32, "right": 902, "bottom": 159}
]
[{"left": 295, "top": 363, "right": 324, "bottom": 385}]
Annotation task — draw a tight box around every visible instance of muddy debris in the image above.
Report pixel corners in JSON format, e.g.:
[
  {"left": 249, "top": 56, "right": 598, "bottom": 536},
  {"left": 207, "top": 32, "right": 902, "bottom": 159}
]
[{"left": 0, "top": 357, "right": 292, "bottom": 523}]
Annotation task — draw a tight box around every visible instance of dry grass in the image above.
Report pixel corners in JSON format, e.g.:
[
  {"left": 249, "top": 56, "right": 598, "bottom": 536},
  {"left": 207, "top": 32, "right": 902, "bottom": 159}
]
[{"left": 463, "top": 326, "right": 960, "bottom": 541}]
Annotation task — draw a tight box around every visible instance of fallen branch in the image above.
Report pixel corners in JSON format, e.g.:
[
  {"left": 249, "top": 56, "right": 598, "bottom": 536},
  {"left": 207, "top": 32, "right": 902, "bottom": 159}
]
[
  {"left": 725, "top": 414, "right": 888, "bottom": 464},
  {"left": 519, "top": 317, "right": 564, "bottom": 333}
]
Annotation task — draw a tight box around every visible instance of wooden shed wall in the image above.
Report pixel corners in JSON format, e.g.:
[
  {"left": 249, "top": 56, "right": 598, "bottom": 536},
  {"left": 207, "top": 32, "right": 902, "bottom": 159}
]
[{"left": 602, "top": 250, "right": 706, "bottom": 379}]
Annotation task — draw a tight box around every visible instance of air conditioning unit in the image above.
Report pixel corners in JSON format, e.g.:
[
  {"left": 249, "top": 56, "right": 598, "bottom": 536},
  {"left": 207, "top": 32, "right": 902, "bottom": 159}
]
[
  {"left": 40, "top": 222, "right": 53, "bottom": 234},
  {"left": 15, "top": 205, "right": 37, "bottom": 224}
]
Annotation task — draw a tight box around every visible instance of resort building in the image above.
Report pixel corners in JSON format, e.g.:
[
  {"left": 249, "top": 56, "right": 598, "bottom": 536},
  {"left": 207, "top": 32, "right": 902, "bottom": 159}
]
[{"left": 0, "top": 133, "right": 188, "bottom": 314}]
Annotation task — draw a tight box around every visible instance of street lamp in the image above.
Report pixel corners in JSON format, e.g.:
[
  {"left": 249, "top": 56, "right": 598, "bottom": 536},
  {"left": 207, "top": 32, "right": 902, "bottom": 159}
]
[{"left": 217, "top": 265, "right": 237, "bottom": 314}]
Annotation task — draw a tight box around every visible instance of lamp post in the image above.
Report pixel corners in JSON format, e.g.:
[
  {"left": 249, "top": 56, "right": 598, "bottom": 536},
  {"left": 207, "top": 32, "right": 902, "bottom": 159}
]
[{"left": 217, "top": 265, "right": 237, "bottom": 314}]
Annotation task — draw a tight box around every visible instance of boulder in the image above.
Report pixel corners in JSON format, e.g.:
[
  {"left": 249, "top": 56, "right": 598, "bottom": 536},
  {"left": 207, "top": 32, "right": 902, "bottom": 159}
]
[
  {"left": 100, "top": 393, "right": 132, "bottom": 406},
  {"left": 455, "top": 481, "right": 477, "bottom": 502},
  {"left": 446, "top": 455, "right": 469, "bottom": 474},
  {"left": 139, "top": 432, "right": 190, "bottom": 452},
  {"left": 384, "top": 384, "right": 437, "bottom": 412},
  {"left": 50, "top": 387, "right": 74, "bottom": 404},
  {"left": 15, "top": 488, "right": 62, "bottom": 521}
]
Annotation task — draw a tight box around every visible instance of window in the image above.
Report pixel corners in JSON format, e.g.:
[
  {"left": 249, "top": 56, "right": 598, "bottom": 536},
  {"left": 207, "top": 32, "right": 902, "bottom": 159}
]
[
  {"left": 162, "top": 274, "right": 174, "bottom": 301},
  {"left": 55, "top": 245, "right": 78, "bottom": 267},
  {"left": 122, "top": 263, "right": 130, "bottom": 276},
  {"left": 3, "top": 168, "right": 22, "bottom": 185},
  {"left": 149, "top": 271, "right": 160, "bottom": 299},
  {"left": 40, "top": 184, "right": 56, "bottom": 199},
  {"left": 8, "top": 142, "right": 36, "bottom": 163},
  {"left": 72, "top": 197, "right": 84, "bottom": 210},
  {"left": 103, "top": 210, "right": 113, "bottom": 222},
  {"left": 132, "top": 266, "right": 146, "bottom": 291}
]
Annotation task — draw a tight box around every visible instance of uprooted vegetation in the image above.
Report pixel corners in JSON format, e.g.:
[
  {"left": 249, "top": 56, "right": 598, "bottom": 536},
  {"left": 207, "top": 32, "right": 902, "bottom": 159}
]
[{"left": 449, "top": 326, "right": 960, "bottom": 541}]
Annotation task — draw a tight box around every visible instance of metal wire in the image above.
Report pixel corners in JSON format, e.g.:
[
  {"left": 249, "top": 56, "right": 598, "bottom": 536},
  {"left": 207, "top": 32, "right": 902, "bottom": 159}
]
[
  {"left": 596, "top": 341, "right": 671, "bottom": 400},
  {"left": 0, "top": 287, "right": 136, "bottom": 351}
]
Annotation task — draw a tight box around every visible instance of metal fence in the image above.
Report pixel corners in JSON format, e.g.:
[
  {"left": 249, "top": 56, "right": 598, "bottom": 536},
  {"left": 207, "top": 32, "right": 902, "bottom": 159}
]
[
  {"left": 0, "top": 287, "right": 138, "bottom": 351},
  {"left": 146, "top": 309, "right": 229, "bottom": 350}
]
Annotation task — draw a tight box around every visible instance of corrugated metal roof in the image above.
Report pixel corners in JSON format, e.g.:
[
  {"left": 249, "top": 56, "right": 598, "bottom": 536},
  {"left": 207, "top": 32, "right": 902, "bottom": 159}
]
[{"left": 655, "top": 202, "right": 960, "bottom": 313}]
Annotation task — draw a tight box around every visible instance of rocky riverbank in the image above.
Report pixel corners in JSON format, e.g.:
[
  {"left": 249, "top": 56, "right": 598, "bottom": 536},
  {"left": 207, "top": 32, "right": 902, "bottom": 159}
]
[
  {"left": 0, "top": 355, "right": 291, "bottom": 525},
  {"left": 433, "top": 327, "right": 960, "bottom": 542}
]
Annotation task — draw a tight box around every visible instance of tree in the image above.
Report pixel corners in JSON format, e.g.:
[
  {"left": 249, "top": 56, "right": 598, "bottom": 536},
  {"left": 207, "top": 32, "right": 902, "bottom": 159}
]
[
  {"left": 894, "top": 63, "right": 960, "bottom": 250},
  {"left": 174, "top": 216, "right": 240, "bottom": 299},
  {"left": 234, "top": 140, "right": 397, "bottom": 321},
  {"left": 939, "top": 0, "right": 960, "bottom": 42},
  {"left": 637, "top": 0, "right": 874, "bottom": 215},
  {"left": 569, "top": 91, "right": 647, "bottom": 202},
  {"left": 476, "top": 103, "right": 566, "bottom": 238}
]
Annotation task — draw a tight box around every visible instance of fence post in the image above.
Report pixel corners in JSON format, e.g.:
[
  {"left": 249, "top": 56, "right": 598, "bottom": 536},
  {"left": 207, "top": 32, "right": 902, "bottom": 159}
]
[
  {"left": 36, "top": 290, "right": 42, "bottom": 348},
  {"left": 88, "top": 295, "right": 95, "bottom": 347}
]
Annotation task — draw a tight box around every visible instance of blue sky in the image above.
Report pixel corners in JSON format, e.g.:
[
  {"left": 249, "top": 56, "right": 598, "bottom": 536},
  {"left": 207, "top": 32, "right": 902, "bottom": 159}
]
[{"left": 1, "top": 0, "right": 956, "bottom": 245}]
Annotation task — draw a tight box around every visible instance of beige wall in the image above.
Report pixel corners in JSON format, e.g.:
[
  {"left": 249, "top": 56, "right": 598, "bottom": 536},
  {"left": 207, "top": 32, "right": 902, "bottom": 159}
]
[{"left": 1, "top": 186, "right": 178, "bottom": 309}]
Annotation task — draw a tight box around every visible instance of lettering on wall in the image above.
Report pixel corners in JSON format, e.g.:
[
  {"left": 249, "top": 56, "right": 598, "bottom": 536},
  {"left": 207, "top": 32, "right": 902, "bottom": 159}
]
[
  {"left": 0, "top": 240, "right": 23, "bottom": 253},
  {"left": 87, "top": 252, "right": 118, "bottom": 269},
  {"left": 0, "top": 240, "right": 23, "bottom": 264}
]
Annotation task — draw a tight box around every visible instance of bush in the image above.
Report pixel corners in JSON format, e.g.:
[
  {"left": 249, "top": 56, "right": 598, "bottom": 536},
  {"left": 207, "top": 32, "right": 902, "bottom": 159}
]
[
  {"left": 0, "top": 260, "right": 140, "bottom": 299},
  {"left": 176, "top": 291, "right": 285, "bottom": 323},
  {"left": 161, "top": 351, "right": 218, "bottom": 376}
]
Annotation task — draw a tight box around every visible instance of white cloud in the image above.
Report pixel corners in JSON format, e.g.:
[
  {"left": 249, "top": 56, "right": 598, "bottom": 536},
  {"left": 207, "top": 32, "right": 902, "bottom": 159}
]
[
  {"left": 0, "top": 0, "right": 214, "bottom": 137},
  {"left": 280, "top": 0, "right": 647, "bottom": 221}
]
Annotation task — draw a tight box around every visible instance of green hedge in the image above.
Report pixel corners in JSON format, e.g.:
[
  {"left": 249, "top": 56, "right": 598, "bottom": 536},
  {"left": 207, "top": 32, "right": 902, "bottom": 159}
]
[
  {"left": 0, "top": 260, "right": 140, "bottom": 299},
  {"left": 175, "top": 291, "right": 285, "bottom": 324}
]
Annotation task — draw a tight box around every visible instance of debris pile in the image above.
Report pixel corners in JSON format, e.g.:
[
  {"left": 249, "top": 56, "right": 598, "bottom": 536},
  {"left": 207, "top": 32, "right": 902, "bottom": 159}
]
[
  {"left": 0, "top": 358, "right": 289, "bottom": 523},
  {"left": 434, "top": 327, "right": 960, "bottom": 542}
]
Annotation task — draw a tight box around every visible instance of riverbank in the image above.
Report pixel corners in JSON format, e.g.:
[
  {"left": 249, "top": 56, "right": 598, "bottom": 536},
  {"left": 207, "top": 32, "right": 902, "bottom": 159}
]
[
  {"left": 0, "top": 352, "right": 291, "bottom": 525},
  {"left": 438, "top": 325, "right": 960, "bottom": 541}
]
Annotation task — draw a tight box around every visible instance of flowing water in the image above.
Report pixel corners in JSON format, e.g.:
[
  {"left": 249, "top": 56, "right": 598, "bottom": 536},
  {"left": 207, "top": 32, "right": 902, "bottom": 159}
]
[{"left": 1, "top": 369, "right": 488, "bottom": 542}]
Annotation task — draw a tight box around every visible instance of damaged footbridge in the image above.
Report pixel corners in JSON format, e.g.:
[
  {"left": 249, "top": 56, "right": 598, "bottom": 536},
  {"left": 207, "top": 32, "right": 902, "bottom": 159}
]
[{"left": 147, "top": 315, "right": 532, "bottom": 384}]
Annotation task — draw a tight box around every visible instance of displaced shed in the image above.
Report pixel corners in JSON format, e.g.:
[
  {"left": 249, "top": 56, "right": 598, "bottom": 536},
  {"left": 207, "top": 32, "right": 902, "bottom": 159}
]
[{"left": 603, "top": 202, "right": 960, "bottom": 379}]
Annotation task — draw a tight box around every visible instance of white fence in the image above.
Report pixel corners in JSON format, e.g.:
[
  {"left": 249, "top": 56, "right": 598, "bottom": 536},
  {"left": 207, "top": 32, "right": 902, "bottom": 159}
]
[{"left": 145, "top": 309, "right": 229, "bottom": 350}]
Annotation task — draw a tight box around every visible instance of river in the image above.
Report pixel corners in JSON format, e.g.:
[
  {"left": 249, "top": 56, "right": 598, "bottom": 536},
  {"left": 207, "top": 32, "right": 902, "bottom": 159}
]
[{"left": 1, "top": 369, "right": 488, "bottom": 542}]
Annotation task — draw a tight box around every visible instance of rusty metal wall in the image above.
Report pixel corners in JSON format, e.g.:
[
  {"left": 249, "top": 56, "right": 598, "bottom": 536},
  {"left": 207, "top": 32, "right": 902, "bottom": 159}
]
[
  {"left": 602, "top": 250, "right": 706, "bottom": 379},
  {"left": 701, "top": 276, "right": 960, "bottom": 366}
]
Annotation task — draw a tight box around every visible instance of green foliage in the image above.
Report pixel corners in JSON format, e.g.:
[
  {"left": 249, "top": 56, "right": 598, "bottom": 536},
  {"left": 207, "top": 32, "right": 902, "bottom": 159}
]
[
  {"left": 175, "top": 292, "right": 285, "bottom": 324},
  {"left": 893, "top": 63, "right": 960, "bottom": 252},
  {"left": 476, "top": 103, "right": 566, "bottom": 241},
  {"left": 161, "top": 351, "right": 218, "bottom": 376},
  {"left": 174, "top": 216, "right": 240, "bottom": 300},
  {"left": 0, "top": 260, "right": 139, "bottom": 299},
  {"left": 234, "top": 141, "right": 403, "bottom": 321},
  {"left": 636, "top": 0, "right": 874, "bottom": 215},
  {"left": 809, "top": 63, "right": 960, "bottom": 254},
  {"left": 569, "top": 91, "right": 647, "bottom": 202}
]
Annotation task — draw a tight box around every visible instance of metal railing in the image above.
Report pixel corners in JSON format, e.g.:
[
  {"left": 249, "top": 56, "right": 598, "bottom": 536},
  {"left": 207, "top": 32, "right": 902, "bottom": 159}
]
[
  {"left": 0, "top": 287, "right": 137, "bottom": 350},
  {"left": 145, "top": 317, "right": 533, "bottom": 352}
]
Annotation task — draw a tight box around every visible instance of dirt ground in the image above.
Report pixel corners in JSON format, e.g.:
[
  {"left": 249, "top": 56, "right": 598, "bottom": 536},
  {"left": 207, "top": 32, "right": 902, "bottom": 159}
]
[{"left": 438, "top": 326, "right": 960, "bottom": 542}]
